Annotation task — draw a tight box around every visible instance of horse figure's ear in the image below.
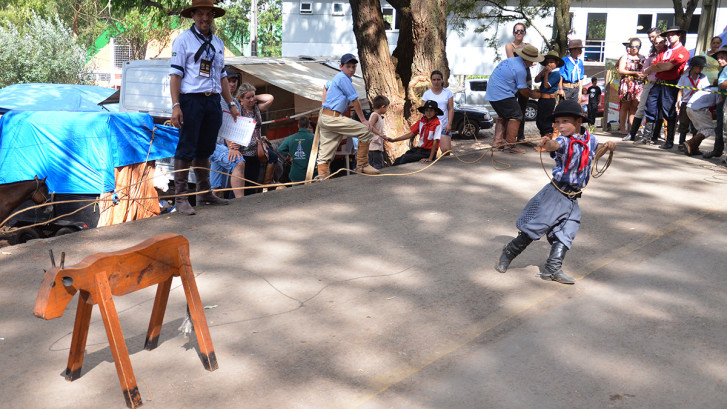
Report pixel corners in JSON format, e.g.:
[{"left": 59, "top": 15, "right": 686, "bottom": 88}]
[
  {"left": 35, "top": 175, "right": 40, "bottom": 181},
  {"left": 42, "top": 176, "right": 47, "bottom": 182}
]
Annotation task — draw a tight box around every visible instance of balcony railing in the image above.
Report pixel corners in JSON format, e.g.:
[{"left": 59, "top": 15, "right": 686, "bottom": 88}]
[{"left": 584, "top": 40, "right": 605, "bottom": 63}]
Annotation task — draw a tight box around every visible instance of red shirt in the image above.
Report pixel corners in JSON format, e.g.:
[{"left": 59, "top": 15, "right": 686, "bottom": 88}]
[
  {"left": 410, "top": 116, "right": 442, "bottom": 150},
  {"left": 655, "top": 43, "right": 689, "bottom": 81}
]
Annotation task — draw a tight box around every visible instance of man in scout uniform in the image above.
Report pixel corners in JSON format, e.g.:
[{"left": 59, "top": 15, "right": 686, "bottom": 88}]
[{"left": 169, "top": 0, "right": 239, "bottom": 215}]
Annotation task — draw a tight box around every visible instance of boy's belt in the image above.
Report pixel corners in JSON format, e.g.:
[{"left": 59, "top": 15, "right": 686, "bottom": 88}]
[
  {"left": 553, "top": 180, "right": 582, "bottom": 198},
  {"left": 321, "top": 108, "right": 343, "bottom": 117},
  {"left": 562, "top": 82, "right": 580, "bottom": 88}
]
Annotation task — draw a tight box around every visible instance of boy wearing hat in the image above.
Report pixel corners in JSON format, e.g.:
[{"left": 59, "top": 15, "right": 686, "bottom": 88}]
[
  {"left": 485, "top": 44, "right": 543, "bottom": 153},
  {"left": 672, "top": 56, "right": 709, "bottom": 151},
  {"left": 495, "top": 99, "right": 616, "bottom": 285},
  {"left": 635, "top": 26, "right": 689, "bottom": 145},
  {"left": 316, "top": 53, "right": 378, "bottom": 178},
  {"left": 534, "top": 51, "right": 565, "bottom": 137},
  {"left": 682, "top": 56, "right": 722, "bottom": 155},
  {"left": 385, "top": 100, "right": 442, "bottom": 165},
  {"left": 560, "top": 39, "right": 585, "bottom": 102},
  {"left": 169, "top": 0, "right": 238, "bottom": 214}
]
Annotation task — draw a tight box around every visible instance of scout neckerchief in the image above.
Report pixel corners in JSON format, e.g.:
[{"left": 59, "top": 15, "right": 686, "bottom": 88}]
[
  {"left": 564, "top": 129, "right": 590, "bottom": 173},
  {"left": 567, "top": 56, "right": 581, "bottom": 83},
  {"left": 190, "top": 24, "right": 216, "bottom": 64}
]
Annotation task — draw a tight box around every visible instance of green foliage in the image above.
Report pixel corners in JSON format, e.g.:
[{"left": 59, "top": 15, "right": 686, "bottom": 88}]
[
  {"left": 0, "top": 12, "right": 90, "bottom": 87},
  {"left": 256, "top": 0, "right": 281, "bottom": 57},
  {"left": 111, "top": 8, "right": 180, "bottom": 60}
]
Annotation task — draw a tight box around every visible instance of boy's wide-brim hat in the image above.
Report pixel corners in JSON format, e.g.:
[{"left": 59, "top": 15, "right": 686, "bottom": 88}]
[
  {"left": 690, "top": 56, "right": 707, "bottom": 67},
  {"left": 515, "top": 44, "right": 545, "bottom": 62},
  {"left": 417, "top": 100, "right": 444, "bottom": 116},
  {"left": 710, "top": 46, "right": 727, "bottom": 58},
  {"left": 662, "top": 26, "right": 686, "bottom": 36},
  {"left": 181, "top": 0, "right": 226, "bottom": 18},
  {"left": 540, "top": 51, "right": 564, "bottom": 67},
  {"left": 547, "top": 99, "right": 590, "bottom": 124},
  {"left": 568, "top": 39, "right": 584, "bottom": 49}
]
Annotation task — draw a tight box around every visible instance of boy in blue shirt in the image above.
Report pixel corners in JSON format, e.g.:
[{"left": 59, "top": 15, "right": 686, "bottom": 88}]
[
  {"left": 316, "top": 53, "right": 378, "bottom": 178},
  {"left": 495, "top": 100, "right": 616, "bottom": 284},
  {"left": 534, "top": 51, "right": 565, "bottom": 137}
]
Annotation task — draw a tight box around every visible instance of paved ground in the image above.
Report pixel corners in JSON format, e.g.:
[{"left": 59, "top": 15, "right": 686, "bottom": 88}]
[{"left": 2, "top": 128, "right": 727, "bottom": 409}]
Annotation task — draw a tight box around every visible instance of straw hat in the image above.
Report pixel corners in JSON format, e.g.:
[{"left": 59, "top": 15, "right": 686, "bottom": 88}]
[
  {"left": 181, "top": 0, "right": 225, "bottom": 18},
  {"left": 540, "top": 51, "right": 564, "bottom": 67},
  {"left": 514, "top": 44, "right": 545, "bottom": 63}
]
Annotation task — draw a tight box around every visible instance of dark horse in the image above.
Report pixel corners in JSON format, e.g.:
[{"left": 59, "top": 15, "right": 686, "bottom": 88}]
[{"left": 0, "top": 176, "right": 50, "bottom": 227}]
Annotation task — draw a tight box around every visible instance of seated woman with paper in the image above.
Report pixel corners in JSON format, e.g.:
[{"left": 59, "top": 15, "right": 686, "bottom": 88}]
[
  {"left": 210, "top": 77, "right": 274, "bottom": 197},
  {"left": 236, "top": 82, "right": 277, "bottom": 195}
]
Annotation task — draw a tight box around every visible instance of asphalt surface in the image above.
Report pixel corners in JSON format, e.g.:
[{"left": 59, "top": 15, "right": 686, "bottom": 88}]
[{"left": 2, "top": 127, "right": 727, "bottom": 409}]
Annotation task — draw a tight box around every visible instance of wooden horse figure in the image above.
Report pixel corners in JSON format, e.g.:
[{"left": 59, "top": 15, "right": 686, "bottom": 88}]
[
  {"left": 33, "top": 233, "right": 217, "bottom": 408},
  {"left": 0, "top": 175, "right": 50, "bottom": 227}
]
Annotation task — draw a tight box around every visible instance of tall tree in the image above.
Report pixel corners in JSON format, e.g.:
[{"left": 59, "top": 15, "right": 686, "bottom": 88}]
[
  {"left": 349, "top": 0, "right": 449, "bottom": 157},
  {"left": 550, "top": 0, "right": 570, "bottom": 56},
  {"left": 671, "top": 0, "right": 698, "bottom": 45}
]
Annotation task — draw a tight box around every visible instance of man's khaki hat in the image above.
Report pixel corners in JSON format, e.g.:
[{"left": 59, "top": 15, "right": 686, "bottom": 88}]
[
  {"left": 514, "top": 44, "right": 545, "bottom": 63},
  {"left": 568, "top": 39, "right": 584, "bottom": 49},
  {"left": 181, "top": 0, "right": 226, "bottom": 18}
]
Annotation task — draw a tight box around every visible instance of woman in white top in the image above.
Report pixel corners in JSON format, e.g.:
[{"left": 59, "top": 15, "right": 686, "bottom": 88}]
[{"left": 421, "top": 70, "right": 454, "bottom": 155}]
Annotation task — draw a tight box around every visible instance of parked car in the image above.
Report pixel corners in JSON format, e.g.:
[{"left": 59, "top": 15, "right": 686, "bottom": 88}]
[
  {"left": 452, "top": 103, "right": 494, "bottom": 137},
  {"left": 454, "top": 79, "right": 537, "bottom": 121}
]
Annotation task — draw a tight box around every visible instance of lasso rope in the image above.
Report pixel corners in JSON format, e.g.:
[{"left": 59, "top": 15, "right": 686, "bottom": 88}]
[{"left": 0, "top": 137, "right": 614, "bottom": 233}]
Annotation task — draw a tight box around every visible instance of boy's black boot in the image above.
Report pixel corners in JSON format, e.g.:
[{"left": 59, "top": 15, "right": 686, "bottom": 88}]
[
  {"left": 540, "top": 241, "right": 576, "bottom": 284},
  {"left": 634, "top": 121, "right": 655, "bottom": 144},
  {"left": 623, "top": 116, "right": 642, "bottom": 141},
  {"left": 659, "top": 119, "right": 676, "bottom": 149},
  {"left": 496, "top": 231, "right": 533, "bottom": 273}
]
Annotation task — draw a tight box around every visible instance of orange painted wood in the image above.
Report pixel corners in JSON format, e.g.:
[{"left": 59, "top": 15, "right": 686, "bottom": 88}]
[
  {"left": 33, "top": 233, "right": 217, "bottom": 409},
  {"left": 65, "top": 290, "right": 92, "bottom": 381},
  {"left": 95, "top": 271, "right": 142, "bottom": 408},
  {"left": 144, "top": 275, "right": 173, "bottom": 351}
]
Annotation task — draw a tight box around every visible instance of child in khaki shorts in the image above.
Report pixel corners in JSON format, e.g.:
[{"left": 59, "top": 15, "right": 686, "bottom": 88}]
[{"left": 316, "top": 53, "right": 378, "bottom": 178}]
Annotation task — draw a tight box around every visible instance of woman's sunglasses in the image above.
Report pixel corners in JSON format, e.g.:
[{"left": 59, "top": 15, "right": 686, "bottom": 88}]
[
  {"left": 514, "top": 29, "right": 526, "bottom": 34},
  {"left": 627, "top": 45, "right": 641, "bottom": 49}
]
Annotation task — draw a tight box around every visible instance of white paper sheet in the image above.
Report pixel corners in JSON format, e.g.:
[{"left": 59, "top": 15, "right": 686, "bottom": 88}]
[{"left": 219, "top": 111, "right": 256, "bottom": 147}]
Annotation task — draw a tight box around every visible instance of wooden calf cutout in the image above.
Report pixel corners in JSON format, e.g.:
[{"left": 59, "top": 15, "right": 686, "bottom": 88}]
[{"left": 33, "top": 233, "right": 217, "bottom": 408}]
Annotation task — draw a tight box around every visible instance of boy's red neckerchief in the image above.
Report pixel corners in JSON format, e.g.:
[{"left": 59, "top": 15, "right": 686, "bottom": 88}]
[{"left": 563, "top": 130, "right": 590, "bottom": 173}]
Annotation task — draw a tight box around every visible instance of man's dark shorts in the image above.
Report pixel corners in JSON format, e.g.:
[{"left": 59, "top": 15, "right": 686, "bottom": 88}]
[{"left": 490, "top": 97, "right": 524, "bottom": 121}]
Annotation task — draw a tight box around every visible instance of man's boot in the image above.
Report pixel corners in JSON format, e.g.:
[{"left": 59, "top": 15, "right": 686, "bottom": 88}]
[
  {"left": 192, "top": 158, "right": 229, "bottom": 206},
  {"left": 173, "top": 158, "right": 196, "bottom": 215},
  {"left": 623, "top": 116, "right": 642, "bottom": 141},
  {"left": 505, "top": 120, "right": 525, "bottom": 153},
  {"left": 263, "top": 163, "right": 276, "bottom": 191},
  {"left": 652, "top": 118, "right": 664, "bottom": 143},
  {"left": 659, "top": 119, "right": 676, "bottom": 149},
  {"left": 496, "top": 231, "right": 533, "bottom": 273},
  {"left": 493, "top": 119, "right": 506, "bottom": 149},
  {"left": 634, "top": 121, "right": 655, "bottom": 144},
  {"left": 316, "top": 162, "right": 330, "bottom": 180},
  {"left": 539, "top": 240, "right": 576, "bottom": 284},
  {"left": 684, "top": 133, "right": 706, "bottom": 156},
  {"left": 356, "top": 142, "right": 381, "bottom": 174}
]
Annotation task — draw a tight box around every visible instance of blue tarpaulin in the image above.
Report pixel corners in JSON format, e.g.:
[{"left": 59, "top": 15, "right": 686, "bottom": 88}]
[
  {"left": 0, "top": 83, "right": 119, "bottom": 114},
  {"left": 0, "top": 111, "right": 179, "bottom": 194}
]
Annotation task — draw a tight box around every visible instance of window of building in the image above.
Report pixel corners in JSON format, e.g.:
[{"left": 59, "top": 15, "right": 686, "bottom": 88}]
[
  {"left": 469, "top": 81, "right": 487, "bottom": 92},
  {"left": 113, "top": 41, "right": 131, "bottom": 69},
  {"left": 299, "top": 2, "right": 312, "bottom": 14},
  {"left": 636, "top": 14, "right": 653, "bottom": 34},
  {"left": 656, "top": 13, "right": 675, "bottom": 31},
  {"left": 382, "top": 6, "right": 400, "bottom": 31},
  {"left": 688, "top": 15, "right": 700, "bottom": 33},
  {"left": 332, "top": 3, "right": 344, "bottom": 15}
]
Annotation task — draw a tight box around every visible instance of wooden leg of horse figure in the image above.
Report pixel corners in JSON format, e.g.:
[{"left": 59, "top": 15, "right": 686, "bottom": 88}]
[
  {"left": 95, "top": 272, "right": 143, "bottom": 408},
  {"left": 65, "top": 290, "right": 93, "bottom": 381},
  {"left": 177, "top": 248, "right": 218, "bottom": 371},
  {"left": 144, "top": 276, "right": 173, "bottom": 351}
]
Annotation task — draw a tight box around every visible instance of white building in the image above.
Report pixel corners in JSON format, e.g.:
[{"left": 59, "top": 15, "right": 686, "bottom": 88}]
[{"left": 282, "top": 0, "right": 727, "bottom": 76}]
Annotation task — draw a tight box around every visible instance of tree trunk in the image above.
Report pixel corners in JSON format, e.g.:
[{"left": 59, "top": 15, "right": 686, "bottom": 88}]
[
  {"left": 551, "top": 0, "right": 571, "bottom": 57},
  {"left": 349, "top": 0, "right": 408, "bottom": 158},
  {"left": 350, "top": 0, "right": 449, "bottom": 159},
  {"left": 673, "top": 0, "right": 698, "bottom": 45}
]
